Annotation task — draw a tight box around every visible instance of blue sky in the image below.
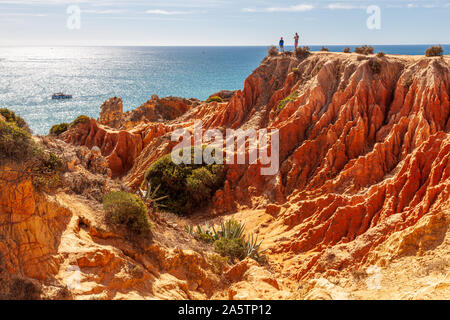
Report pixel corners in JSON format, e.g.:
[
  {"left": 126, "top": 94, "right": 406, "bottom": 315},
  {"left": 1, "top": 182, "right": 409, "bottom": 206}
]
[{"left": 1, "top": 0, "right": 449, "bottom": 46}]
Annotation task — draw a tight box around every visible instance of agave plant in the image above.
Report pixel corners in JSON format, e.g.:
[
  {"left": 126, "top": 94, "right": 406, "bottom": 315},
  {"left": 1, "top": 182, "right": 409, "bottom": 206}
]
[
  {"left": 193, "top": 223, "right": 218, "bottom": 243},
  {"left": 138, "top": 179, "right": 168, "bottom": 212},
  {"left": 218, "top": 219, "right": 246, "bottom": 240},
  {"left": 185, "top": 218, "right": 265, "bottom": 261},
  {"left": 245, "top": 233, "right": 265, "bottom": 260}
]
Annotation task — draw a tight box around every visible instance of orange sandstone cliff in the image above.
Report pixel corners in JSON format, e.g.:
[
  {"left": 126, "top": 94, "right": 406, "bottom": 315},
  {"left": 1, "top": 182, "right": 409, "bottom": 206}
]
[{"left": 1, "top": 52, "right": 449, "bottom": 299}]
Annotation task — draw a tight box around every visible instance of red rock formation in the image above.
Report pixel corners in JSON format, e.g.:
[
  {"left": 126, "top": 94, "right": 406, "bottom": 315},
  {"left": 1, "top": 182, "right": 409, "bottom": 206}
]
[
  {"left": 98, "top": 97, "right": 123, "bottom": 128},
  {"left": 61, "top": 52, "right": 450, "bottom": 282},
  {"left": 61, "top": 119, "right": 145, "bottom": 177}
]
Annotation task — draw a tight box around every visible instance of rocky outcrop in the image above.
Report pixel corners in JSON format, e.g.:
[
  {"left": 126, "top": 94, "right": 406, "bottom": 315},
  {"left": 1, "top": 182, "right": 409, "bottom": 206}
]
[
  {"left": 98, "top": 97, "right": 123, "bottom": 128},
  {"left": 208, "top": 90, "right": 237, "bottom": 102},
  {"left": 61, "top": 119, "right": 145, "bottom": 177},
  {"left": 96, "top": 95, "right": 194, "bottom": 130}
]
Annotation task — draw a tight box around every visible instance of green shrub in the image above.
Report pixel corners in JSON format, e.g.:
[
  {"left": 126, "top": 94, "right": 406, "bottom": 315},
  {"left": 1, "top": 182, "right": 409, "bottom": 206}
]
[
  {"left": 49, "top": 123, "right": 69, "bottom": 136},
  {"left": 268, "top": 45, "right": 279, "bottom": 57},
  {"left": 277, "top": 91, "right": 298, "bottom": 112},
  {"left": 103, "top": 191, "right": 151, "bottom": 235},
  {"left": 206, "top": 96, "right": 223, "bottom": 103},
  {"left": 189, "top": 219, "right": 265, "bottom": 262},
  {"left": 343, "top": 47, "right": 351, "bottom": 53},
  {"left": 30, "top": 151, "right": 64, "bottom": 192},
  {"left": 295, "top": 46, "right": 310, "bottom": 59},
  {"left": 0, "top": 108, "right": 31, "bottom": 133},
  {"left": 208, "top": 253, "right": 229, "bottom": 274},
  {"left": 214, "top": 237, "right": 246, "bottom": 261},
  {"left": 368, "top": 59, "right": 382, "bottom": 74},
  {"left": 70, "top": 115, "right": 90, "bottom": 127},
  {"left": 0, "top": 120, "right": 36, "bottom": 162},
  {"left": 355, "top": 45, "right": 374, "bottom": 55},
  {"left": 426, "top": 45, "right": 444, "bottom": 57},
  {"left": 321, "top": 46, "right": 330, "bottom": 52},
  {"left": 144, "top": 147, "right": 225, "bottom": 215}
]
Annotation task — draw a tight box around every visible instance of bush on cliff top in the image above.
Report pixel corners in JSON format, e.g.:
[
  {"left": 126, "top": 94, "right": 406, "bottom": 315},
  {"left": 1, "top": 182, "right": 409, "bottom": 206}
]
[
  {"left": 0, "top": 120, "right": 36, "bottom": 162},
  {"left": 268, "top": 46, "right": 279, "bottom": 57},
  {"left": 48, "top": 115, "right": 90, "bottom": 136},
  {"left": 343, "top": 47, "right": 351, "bottom": 53},
  {"left": 0, "top": 108, "right": 64, "bottom": 192},
  {"left": 426, "top": 45, "right": 444, "bottom": 57},
  {"left": 71, "top": 115, "right": 90, "bottom": 127},
  {"left": 0, "top": 108, "right": 31, "bottom": 133},
  {"left": 295, "top": 46, "right": 310, "bottom": 59},
  {"left": 355, "top": 45, "right": 374, "bottom": 55},
  {"left": 206, "top": 96, "right": 223, "bottom": 103},
  {"left": 144, "top": 147, "right": 225, "bottom": 216},
  {"left": 49, "top": 122, "right": 69, "bottom": 136},
  {"left": 103, "top": 191, "right": 151, "bottom": 236}
]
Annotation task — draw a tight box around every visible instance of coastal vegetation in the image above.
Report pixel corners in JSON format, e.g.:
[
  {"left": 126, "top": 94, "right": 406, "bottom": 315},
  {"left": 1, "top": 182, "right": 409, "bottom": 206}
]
[
  {"left": 71, "top": 115, "right": 91, "bottom": 127},
  {"left": 206, "top": 96, "right": 223, "bottom": 103},
  {"left": 144, "top": 147, "right": 226, "bottom": 216},
  {"left": 103, "top": 191, "right": 151, "bottom": 236},
  {"left": 294, "top": 46, "right": 310, "bottom": 59},
  {"left": 48, "top": 115, "right": 90, "bottom": 136},
  {"left": 344, "top": 47, "right": 351, "bottom": 53},
  {"left": 321, "top": 46, "right": 330, "bottom": 52},
  {"left": 49, "top": 122, "right": 69, "bottom": 136},
  {"left": 0, "top": 108, "right": 64, "bottom": 192},
  {"left": 277, "top": 91, "right": 298, "bottom": 112},
  {"left": 355, "top": 45, "right": 374, "bottom": 55},
  {"left": 426, "top": 45, "right": 444, "bottom": 57},
  {"left": 0, "top": 118, "right": 36, "bottom": 162},
  {"left": 268, "top": 45, "right": 279, "bottom": 57},
  {"left": 186, "top": 219, "right": 265, "bottom": 262}
]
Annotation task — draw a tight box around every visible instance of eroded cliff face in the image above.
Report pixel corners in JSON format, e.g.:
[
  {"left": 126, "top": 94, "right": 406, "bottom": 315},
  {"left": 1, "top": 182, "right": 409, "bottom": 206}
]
[
  {"left": 3, "top": 52, "right": 449, "bottom": 299},
  {"left": 0, "top": 142, "right": 239, "bottom": 300}
]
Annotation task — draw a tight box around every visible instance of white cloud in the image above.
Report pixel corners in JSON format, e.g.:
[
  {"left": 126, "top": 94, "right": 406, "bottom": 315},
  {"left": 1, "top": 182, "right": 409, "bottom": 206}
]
[
  {"left": 267, "top": 4, "right": 314, "bottom": 12},
  {"left": 146, "top": 9, "right": 192, "bottom": 15},
  {"left": 243, "top": 4, "right": 314, "bottom": 13},
  {"left": 0, "top": 12, "right": 47, "bottom": 16},
  {"left": 327, "top": 3, "right": 360, "bottom": 10}
]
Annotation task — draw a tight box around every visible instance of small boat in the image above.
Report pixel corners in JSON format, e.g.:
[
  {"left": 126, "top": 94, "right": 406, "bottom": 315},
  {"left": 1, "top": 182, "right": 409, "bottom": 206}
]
[{"left": 52, "top": 93, "right": 72, "bottom": 100}]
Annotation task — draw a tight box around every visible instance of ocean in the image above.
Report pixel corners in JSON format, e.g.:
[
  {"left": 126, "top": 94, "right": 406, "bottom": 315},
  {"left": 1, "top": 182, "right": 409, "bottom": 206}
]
[{"left": 1, "top": 45, "right": 448, "bottom": 135}]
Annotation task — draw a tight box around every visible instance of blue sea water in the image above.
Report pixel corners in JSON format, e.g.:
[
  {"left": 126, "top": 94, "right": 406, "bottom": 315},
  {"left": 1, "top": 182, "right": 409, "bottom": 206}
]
[{"left": 0, "top": 45, "right": 448, "bottom": 135}]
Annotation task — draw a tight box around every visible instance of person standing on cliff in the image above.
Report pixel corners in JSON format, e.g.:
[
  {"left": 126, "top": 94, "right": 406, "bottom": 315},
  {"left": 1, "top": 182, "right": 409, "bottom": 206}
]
[
  {"left": 294, "top": 33, "right": 300, "bottom": 49},
  {"left": 279, "top": 37, "right": 285, "bottom": 52}
]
